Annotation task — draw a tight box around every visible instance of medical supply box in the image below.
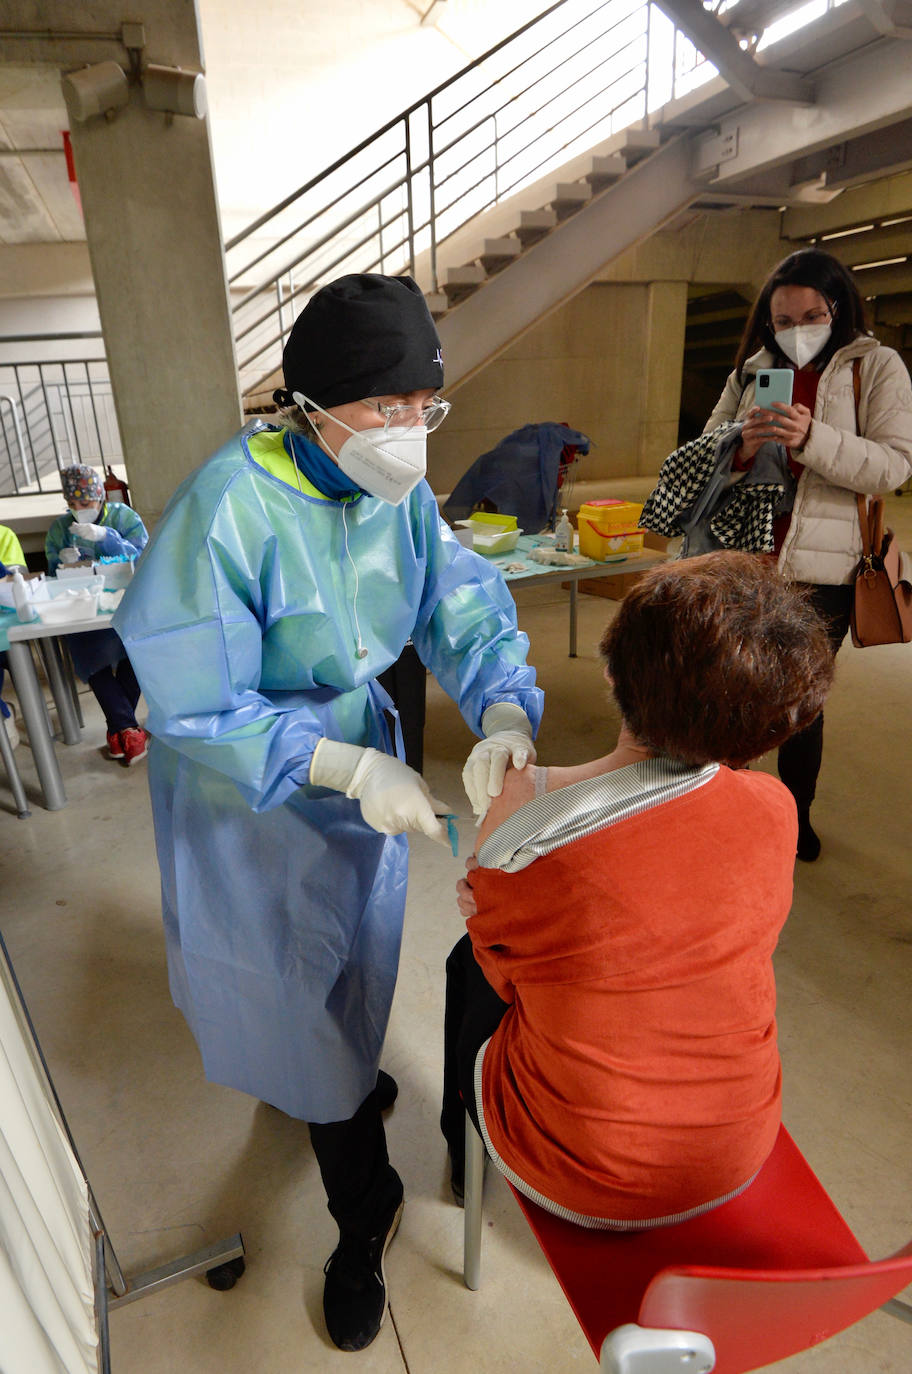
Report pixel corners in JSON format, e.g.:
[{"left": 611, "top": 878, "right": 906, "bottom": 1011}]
[{"left": 576, "top": 500, "right": 644, "bottom": 562}]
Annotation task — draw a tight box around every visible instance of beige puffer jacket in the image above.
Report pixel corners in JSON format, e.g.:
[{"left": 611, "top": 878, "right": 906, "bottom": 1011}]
[{"left": 704, "top": 334, "right": 912, "bottom": 584}]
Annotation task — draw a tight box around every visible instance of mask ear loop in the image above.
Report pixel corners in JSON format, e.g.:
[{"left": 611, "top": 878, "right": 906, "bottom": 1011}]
[{"left": 292, "top": 391, "right": 359, "bottom": 462}]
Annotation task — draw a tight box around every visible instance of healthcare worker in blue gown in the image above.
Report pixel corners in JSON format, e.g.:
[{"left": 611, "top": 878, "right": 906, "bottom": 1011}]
[{"left": 114, "top": 273, "right": 542, "bottom": 1352}]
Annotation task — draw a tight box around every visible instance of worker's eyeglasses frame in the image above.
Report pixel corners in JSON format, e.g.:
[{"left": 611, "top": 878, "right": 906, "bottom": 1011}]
[{"left": 360, "top": 395, "right": 451, "bottom": 434}]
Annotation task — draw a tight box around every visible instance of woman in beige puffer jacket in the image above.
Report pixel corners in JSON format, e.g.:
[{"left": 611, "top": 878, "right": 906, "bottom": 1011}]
[{"left": 704, "top": 248, "right": 912, "bottom": 862}]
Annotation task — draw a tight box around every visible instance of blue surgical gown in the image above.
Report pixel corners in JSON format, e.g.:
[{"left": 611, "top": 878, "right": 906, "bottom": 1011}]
[{"left": 114, "top": 425, "right": 542, "bottom": 1122}]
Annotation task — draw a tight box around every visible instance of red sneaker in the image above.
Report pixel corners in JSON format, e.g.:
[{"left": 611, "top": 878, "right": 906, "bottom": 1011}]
[
  {"left": 120, "top": 727, "right": 149, "bottom": 766},
  {"left": 107, "top": 731, "right": 125, "bottom": 759}
]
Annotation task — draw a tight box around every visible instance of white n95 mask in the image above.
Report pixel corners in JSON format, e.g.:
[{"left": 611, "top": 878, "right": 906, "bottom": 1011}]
[
  {"left": 774, "top": 323, "right": 831, "bottom": 369},
  {"left": 335, "top": 425, "right": 427, "bottom": 505},
  {"left": 292, "top": 393, "right": 428, "bottom": 505}
]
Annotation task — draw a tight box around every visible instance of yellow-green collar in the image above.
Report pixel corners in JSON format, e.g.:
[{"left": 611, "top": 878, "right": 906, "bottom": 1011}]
[{"left": 247, "top": 428, "right": 329, "bottom": 499}]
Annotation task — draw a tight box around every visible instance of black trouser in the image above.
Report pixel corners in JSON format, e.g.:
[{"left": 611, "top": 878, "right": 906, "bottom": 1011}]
[
  {"left": 87, "top": 657, "right": 141, "bottom": 734},
  {"left": 776, "top": 582, "right": 853, "bottom": 812},
  {"left": 440, "top": 933, "right": 510, "bottom": 1169},
  {"left": 308, "top": 1084, "right": 404, "bottom": 1242},
  {"left": 377, "top": 642, "right": 427, "bottom": 774}
]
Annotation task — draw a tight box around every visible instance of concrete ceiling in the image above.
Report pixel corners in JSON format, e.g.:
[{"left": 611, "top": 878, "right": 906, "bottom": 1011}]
[{"left": 0, "top": 64, "right": 82, "bottom": 243}]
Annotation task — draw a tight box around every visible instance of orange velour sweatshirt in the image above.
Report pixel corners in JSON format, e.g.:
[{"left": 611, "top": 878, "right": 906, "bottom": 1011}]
[{"left": 468, "top": 767, "right": 797, "bottom": 1224}]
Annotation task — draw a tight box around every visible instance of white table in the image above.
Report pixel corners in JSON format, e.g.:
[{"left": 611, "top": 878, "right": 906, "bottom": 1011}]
[
  {"left": 487, "top": 535, "right": 666, "bottom": 656},
  {"left": 6, "top": 612, "right": 114, "bottom": 810}
]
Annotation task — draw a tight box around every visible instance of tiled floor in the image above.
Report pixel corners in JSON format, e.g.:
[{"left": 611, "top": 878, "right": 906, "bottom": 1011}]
[{"left": 1, "top": 501, "right": 910, "bottom": 1372}]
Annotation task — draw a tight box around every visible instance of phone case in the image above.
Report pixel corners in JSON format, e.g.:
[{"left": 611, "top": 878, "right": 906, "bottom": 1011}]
[{"left": 755, "top": 368, "right": 793, "bottom": 416}]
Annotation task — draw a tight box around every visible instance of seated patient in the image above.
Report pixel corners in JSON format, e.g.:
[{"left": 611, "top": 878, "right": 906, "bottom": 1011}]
[{"left": 441, "top": 551, "right": 834, "bottom": 1226}]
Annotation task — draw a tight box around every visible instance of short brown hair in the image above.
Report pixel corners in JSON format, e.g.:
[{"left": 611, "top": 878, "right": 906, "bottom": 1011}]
[{"left": 599, "top": 552, "right": 834, "bottom": 768}]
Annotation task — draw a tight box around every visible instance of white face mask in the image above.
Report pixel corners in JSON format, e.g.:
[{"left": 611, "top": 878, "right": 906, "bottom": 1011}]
[
  {"left": 69, "top": 504, "right": 102, "bottom": 523},
  {"left": 293, "top": 393, "right": 428, "bottom": 505},
  {"left": 774, "top": 323, "right": 832, "bottom": 369}
]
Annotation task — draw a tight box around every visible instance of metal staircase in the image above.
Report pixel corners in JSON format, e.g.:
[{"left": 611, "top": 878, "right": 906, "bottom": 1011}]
[
  {"left": 224, "top": 0, "right": 912, "bottom": 406},
  {"left": 228, "top": 0, "right": 717, "bottom": 407},
  {"left": 429, "top": 126, "right": 661, "bottom": 314}
]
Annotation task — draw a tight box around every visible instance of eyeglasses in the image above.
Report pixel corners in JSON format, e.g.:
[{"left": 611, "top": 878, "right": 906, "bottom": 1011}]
[
  {"left": 361, "top": 395, "right": 451, "bottom": 433},
  {"left": 771, "top": 305, "right": 834, "bottom": 330}
]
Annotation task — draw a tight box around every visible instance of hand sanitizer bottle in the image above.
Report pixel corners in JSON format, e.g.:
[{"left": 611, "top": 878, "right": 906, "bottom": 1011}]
[
  {"left": 12, "top": 571, "right": 37, "bottom": 623},
  {"left": 554, "top": 508, "right": 573, "bottom": 553}
]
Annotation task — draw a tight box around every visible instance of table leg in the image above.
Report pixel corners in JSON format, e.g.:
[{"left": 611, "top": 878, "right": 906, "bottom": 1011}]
[
  {"left": 5, "top": 641, "right": 67, "bottom": 810},
  {"left": 569, "top": 581, "right": 578, "bottom": 658},
  {"left": 38, "top": 639, "right": 82, "bottom": 745},
  {"left": 0, "top": 715, "right": 30, "bottom": 817},
  {"left": 61, "top": 641, "right": 85, "bottom": 728}
]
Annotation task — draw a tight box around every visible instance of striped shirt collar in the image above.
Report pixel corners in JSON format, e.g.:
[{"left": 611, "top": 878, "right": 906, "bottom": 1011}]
[{"left": 477, "top": 756, "right": 719, "bottom": 873}]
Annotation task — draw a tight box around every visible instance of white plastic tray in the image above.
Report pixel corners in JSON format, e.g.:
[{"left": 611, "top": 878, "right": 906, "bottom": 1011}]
[{"left": 35, "top": 588, "right": 104, "bottom": 625}]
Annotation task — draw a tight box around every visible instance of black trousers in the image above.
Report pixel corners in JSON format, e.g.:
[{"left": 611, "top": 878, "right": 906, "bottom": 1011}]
[
  {"left": 308, "top": 1084, "right": 403, "bottom": 1242},
  {"left": 87, "top": 657, "right": 141, "bottom": 734},
  {"left": 377, "top": 642, "right": 427, "bottom": 774},
  {"left": 776, "top": 582, "right": 853, "bottom": 812},
  {"left": 440, "top": 933, "right": 510, "bottom": 1169},
  {"left": 308, "top": 645, "right": 425, "bottom": 1241}
]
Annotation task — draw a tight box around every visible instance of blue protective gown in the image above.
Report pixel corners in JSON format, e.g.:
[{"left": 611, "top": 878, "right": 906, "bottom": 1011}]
[
  {"left": 46, "top": 501, "right": 148, "bottom": 681},
  {"left": 114, "top": 424, "right": 543, "bottom": 1122}
]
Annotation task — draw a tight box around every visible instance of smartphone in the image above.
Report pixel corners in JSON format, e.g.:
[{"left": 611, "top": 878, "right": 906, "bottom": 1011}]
[{"left": 755, "top": 368, "right": 793, "bottom": 423}]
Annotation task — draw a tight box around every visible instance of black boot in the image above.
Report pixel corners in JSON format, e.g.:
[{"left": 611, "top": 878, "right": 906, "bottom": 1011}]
[{"left": 796, "top": 809, "right": 821, "bottom": 862}]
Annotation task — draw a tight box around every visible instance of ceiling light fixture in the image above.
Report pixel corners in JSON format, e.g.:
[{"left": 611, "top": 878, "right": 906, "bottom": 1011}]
[
  {"left": 59, "top": 58, "right": 207, "bottom": 125},
  {"left": 61, "top": 61, "right": 129, "bottom": 123},
  {"left": 143, "top": 65, "right": 207, "bottom": 120}
]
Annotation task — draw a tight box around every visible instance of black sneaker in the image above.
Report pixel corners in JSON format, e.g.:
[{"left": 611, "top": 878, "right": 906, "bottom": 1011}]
[{"left": 323, "top": 1199, "right": 403, "bottom": 1351}]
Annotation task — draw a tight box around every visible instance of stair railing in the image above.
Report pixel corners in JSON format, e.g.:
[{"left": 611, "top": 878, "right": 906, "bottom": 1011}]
[
  {"left": 0, "top": 396, "right": 31, "bottom": 489},
  {"left": 0, "top": 341, "right": 122, "bottom": 499},
  {"left": 225, "top": 0, "right": 712, "bottom": 396}
]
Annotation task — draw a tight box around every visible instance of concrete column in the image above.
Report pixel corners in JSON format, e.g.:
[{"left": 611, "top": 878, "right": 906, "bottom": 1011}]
[
  {"left": 637, "top": 280, "right": 688, "bottom": 474},
  {"left": 18, "top": 1, "right": 243, "bottom": 526}
]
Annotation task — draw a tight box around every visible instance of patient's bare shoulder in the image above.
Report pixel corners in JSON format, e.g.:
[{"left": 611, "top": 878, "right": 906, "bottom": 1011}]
[{"left": 476, "top": 763, "right": 539, "bottom": 847}]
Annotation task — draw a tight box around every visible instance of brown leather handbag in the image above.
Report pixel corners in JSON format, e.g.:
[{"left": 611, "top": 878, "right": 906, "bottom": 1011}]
[{"left": 850, "top": 494, "right": 912, "bottom": 646}]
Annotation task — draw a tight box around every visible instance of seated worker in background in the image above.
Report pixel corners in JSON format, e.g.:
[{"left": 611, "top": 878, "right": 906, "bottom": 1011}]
[
  {"left": 0, "top": 524, "right": 28, "bottom": 740},
  {"left": 45, "top": 464, "right": 150, "bottom": 765},
  {"left": 442, "top": 551, "right": 834, "bottom": 1224},
  {"left": 0, "top": 524, "right": 26, "bottom": 572}
]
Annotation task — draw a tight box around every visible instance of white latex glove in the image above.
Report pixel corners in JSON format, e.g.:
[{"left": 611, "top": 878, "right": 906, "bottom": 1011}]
[
  {"left": 310, "top": 739, "right": 450, "bottom": 842},
  {"left": 463, "top": 702, "right": 536, "bottom": 820},
  {"left": 70, "top": 522, "right": 106, "bottom": 542},
  {"left": 59, "top": 546, "right": 81, "bottom": 565}
]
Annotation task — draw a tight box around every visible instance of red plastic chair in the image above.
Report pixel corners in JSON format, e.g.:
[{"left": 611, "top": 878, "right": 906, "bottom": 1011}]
[{"left": 463, "top": 1120, "right": 912, "bottom": 1372}]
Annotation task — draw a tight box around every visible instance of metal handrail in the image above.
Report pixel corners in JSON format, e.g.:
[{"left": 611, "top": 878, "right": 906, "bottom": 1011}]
[
  {"left": 228, "top": 0, "right": 701, "bottom": 395},
  {"left": 223, "top": 0, "right": 581, "bottom": 256},
  {"left": 0, "top": 357, "right": 122, "bottom": 499},
  {"left": 0, "top": 395, "right": 31, "bottom": 487}
]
